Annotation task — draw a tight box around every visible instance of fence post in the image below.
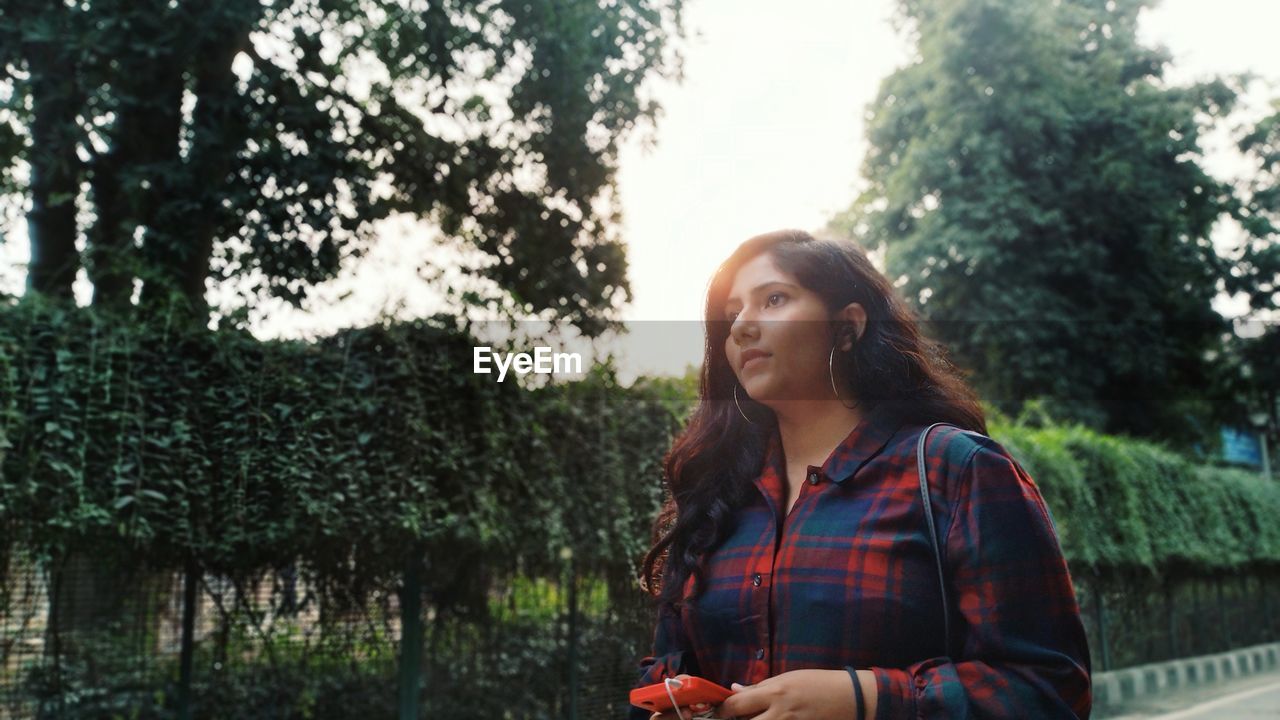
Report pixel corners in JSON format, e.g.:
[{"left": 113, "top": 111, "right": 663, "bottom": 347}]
[
  {"left": 1093, "top": 581, "right": 1111, "bottom": 672},
  {"left": 564, "top": 549, "right": 580, "bottom": 720},
  {"left": 177, "top": 559, "right": 199, "bottom": 720},
  {"left": 1240, "top": 575, "right": 1251, "bottom": 649},
  {"left": 45, "top": 557, "right": 66, "bottom": 719},
  {"left": 1165, "top": 578, "right": 1178, "bottom": 659},
  {"left": 1263, "top": 575, "right": 1275, "bottom": 641},
  {"left": 1216, "top": 575, "right": 1231, "bottom": 649},
  {"left": 1192, "top": 578, "right": 1203, "bottom": 655},
  {"left": 399, "top": 549, "right": 425, "bottom": 720}
]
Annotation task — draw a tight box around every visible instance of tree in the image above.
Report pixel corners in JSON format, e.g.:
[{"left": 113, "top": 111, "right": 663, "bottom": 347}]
[
  {"left": 1228, "top": 100, "right": 1280, "bottom": 448},
  {"left": 832, "top": 0, "right": 1250, "bottom": 443},
  {"left": 0, "top": 0, "right": 684, "bottom": 335},
  {"left": 1231, "top": 99, "right": 1280, "bottom": 314}
]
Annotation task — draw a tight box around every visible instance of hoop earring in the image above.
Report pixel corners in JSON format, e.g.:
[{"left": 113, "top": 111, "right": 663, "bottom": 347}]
[
  {"left": 829, "top": 344, "right": 860, "bottom": 410},
  {"left": 733, "top": 384, "right": 756, "bottom": 425}
]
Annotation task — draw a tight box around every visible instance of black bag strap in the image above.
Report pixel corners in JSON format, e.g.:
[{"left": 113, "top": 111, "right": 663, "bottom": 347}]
[{"left": 917, "top": 422, "right": 978, "bottom": 660}]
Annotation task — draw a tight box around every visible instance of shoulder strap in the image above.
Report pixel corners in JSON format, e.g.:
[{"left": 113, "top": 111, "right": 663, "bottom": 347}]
[{"left": 917, "top": 422, "right": 982, "bottom": 660}]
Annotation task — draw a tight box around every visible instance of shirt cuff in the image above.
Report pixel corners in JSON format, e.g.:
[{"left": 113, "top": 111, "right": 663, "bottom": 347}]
[{"left": 870, "top": 667, "right": 919, "bottom": 720}]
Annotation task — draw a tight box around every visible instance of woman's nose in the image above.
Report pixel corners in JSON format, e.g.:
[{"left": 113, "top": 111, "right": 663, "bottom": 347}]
[{"left": 729, "top": 314, "right": 758, "bottom": 346}]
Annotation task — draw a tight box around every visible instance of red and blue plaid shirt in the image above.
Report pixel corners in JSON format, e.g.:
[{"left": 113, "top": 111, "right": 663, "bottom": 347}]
[{"left": 633, "top": 408, "right": 1091, "bottom": 718}]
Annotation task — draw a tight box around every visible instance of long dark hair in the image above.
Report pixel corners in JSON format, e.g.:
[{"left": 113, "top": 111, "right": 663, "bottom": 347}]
[{"left": 639, "top": 229, "right": 986, "bottom": 613}]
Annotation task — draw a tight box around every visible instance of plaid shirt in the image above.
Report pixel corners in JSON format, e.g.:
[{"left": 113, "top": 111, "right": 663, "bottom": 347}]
[{"left": 632, "top": 408, "right": 1091, "bottom": 719}]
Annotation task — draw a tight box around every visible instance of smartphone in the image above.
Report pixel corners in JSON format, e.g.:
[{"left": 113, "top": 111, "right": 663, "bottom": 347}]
[{"left": 630, "top": 677, "right": 734, "bottom": 712}]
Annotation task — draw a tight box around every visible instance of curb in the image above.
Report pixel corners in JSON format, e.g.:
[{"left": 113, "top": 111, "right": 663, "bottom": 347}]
[{"left": 1093, "top": 642, "right": 1280, "bottom": 714}]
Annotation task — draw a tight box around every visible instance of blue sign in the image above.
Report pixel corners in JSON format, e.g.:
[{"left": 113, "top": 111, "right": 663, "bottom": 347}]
[{"left": 1221, "top": 427, "right": 1263, "bottom": 468}]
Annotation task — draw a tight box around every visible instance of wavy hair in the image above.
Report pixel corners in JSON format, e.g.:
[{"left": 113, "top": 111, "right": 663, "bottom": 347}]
[{"left": 640, "top": 229, "right": 986, "bottom": 613}]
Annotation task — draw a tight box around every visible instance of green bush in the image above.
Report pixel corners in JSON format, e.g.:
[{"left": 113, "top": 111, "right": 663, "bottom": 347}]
[{"left": 991, "top": 417, "right": 1280, "bottom": 578}]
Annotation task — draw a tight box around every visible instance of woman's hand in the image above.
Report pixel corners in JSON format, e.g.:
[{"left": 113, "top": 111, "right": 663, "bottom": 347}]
[
  {"left": 647, "top": 675, "right": 716, "bottom": 720},
  {"left": 713, "top": 669, "right": 878, "bottom": 720}
]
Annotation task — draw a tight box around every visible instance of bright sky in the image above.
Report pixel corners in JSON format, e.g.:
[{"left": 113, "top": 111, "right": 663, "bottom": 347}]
[
  {"left": 617, "top": 0, "right": 1279, "bottom": 323},
  {"left": 2, "top": 0, "right": 1278, "bottom": 378}
]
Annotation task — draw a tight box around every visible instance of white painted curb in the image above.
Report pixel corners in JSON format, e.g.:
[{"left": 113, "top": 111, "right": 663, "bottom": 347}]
[{"left": 1093, "top": 642, "right": 1280, "bottom": 713}]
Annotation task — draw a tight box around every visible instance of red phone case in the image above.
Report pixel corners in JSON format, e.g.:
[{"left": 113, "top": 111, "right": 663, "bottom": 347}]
[{"left": 629, "top": 677, "right": 734, "bottom": 711}]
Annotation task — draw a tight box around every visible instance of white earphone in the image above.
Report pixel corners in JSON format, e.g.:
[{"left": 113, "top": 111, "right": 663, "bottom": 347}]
[{"left": 656, "top": 676, "right": 721, "bottom": 720}]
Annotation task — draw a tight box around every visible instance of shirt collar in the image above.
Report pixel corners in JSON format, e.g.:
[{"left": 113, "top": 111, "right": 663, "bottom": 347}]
[{"left": 761, "top": 403, "right": 906, "bottom": 485}]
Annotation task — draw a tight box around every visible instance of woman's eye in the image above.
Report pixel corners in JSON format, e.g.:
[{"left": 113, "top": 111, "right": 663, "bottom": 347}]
[{"left": 726, "top": 293, "right": 784, "bottom": 320}]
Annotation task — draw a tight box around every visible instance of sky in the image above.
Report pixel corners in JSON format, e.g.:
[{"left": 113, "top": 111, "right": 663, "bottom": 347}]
[
  {"left": 3, "top": 0, "right": 1278, "bottom": 379},
  {"left": 615, "top": 0, "right": 1278, "bottom": 322}
]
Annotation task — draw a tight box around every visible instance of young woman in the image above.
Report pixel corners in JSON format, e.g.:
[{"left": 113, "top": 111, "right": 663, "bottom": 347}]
[{"left": 632, "top": 230, "right": 1091, "bottom": 719}]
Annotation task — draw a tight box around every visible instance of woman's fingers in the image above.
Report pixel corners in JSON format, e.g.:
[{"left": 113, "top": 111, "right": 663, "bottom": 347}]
[
  {"left": 715, "top": 683, "right": 770, "bottom": 719},
  {"left": 652, "top": 701, "right": 716, "bottom": 720},
  {"left": 649, "top": 709, "right": 696, "bottom": 720}
]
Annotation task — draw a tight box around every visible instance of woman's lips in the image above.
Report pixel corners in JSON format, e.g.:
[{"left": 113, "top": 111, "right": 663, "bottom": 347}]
[{"left": 741, "top": 352, "right": 770, "bottom": 370}]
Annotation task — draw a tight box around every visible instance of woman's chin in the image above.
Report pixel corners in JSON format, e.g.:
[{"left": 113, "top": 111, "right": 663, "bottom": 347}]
[{"left": 741, "top": 381, "right": 779, "bottom": 407}]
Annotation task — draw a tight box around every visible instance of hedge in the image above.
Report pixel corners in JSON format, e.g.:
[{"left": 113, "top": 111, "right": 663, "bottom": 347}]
[
  {"left": 2, "top": 296, "right": 1277, "bottom": 605},
  {"left": 0, "top": 297, "right": 683, "bottom": 611}
]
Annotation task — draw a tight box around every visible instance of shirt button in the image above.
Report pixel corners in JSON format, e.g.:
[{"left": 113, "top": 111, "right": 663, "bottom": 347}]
[
  {"left": 752, "top": 573, "right": 762, "bottom": 587},
  {"left": 755, "top": 648, "right": 765, "bottom": 660},
  {"left": 807, "top": 471, "right": 820, "bottom": 485}
]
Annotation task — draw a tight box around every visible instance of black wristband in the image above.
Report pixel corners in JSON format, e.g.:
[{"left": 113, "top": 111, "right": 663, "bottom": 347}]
[{"left": 844, "top": 667, "right": 865, "bottom": 720}]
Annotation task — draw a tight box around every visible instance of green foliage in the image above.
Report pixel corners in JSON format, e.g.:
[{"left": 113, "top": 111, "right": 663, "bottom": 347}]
[
  {"left": 22, "top": 650, "right": 400, "bottom": 720},
  {"left": 1231, "top": 98, "right": 1280, "bottom": 313},
  {"left": 989, "top": 416, "right": 1280, "bottom": 577},
  {"left": 834, "top": 0, "right": 1253, "bottom": 444},
  {"left": 14, "top": 606, "right": 644, "bottom": 720},
  {"left": 1, "top": 0, "right": 685, "bottom": 333},
  {"left": 3, "top": 295, "right": 1276, "bottom": 586},
  {"left": 0, "top": 297, "right": 681, "bottom": 612}
]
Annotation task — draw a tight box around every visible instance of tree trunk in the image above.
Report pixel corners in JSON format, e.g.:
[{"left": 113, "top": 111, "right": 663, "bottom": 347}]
[
  {"left": 24, "top": 21, "right": 81, "bottom": 299},
  {"left": 175, "top": 21, "right": 254, "bottom": 315},
  {"left": 134, "top": 9, "right": 255, "bottom": 319},
  {"left": 126, "top": 60, "right": 185, "bottom": 312},
  {"left": 87, "top": 152, "right": 135, "bottom": 310},
  {"left": 87, "top": 31, "right": 184, "bottom": 311}
]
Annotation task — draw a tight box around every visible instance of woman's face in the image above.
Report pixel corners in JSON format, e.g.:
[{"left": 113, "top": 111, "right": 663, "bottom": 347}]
[{"left": 722, "top": 252, "right": 863, "bottom": 407}]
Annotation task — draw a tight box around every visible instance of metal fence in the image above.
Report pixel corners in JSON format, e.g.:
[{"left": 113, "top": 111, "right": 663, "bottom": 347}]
[
  {"left": 1076, "top": 572, "right": 1280, "bottom": 672},
  {"left": 4, "top": 549, "right": 1279, "bottom": 719},
  {"left": 0, "top": 551, "right": 653, "bottom": 720}
]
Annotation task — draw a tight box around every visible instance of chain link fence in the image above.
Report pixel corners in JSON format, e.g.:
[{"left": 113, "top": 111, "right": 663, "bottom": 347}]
[
  {"left": 0, "top": 550, "right": 656, "bottom": 720},
  {"left": 4, "top": 548, "right": 1279, "bottom": 719},
  {"left": 1077, "top": 572, "right": 1280, "bottom": 672}
]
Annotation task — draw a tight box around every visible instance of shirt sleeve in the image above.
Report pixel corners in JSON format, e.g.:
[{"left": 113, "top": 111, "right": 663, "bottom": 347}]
[
  {"left": 629, "top": 601, "right": 700, "bottom": 720},
  {"left": 869, "top": 443, "right": 1092, "bottom": 719}
]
